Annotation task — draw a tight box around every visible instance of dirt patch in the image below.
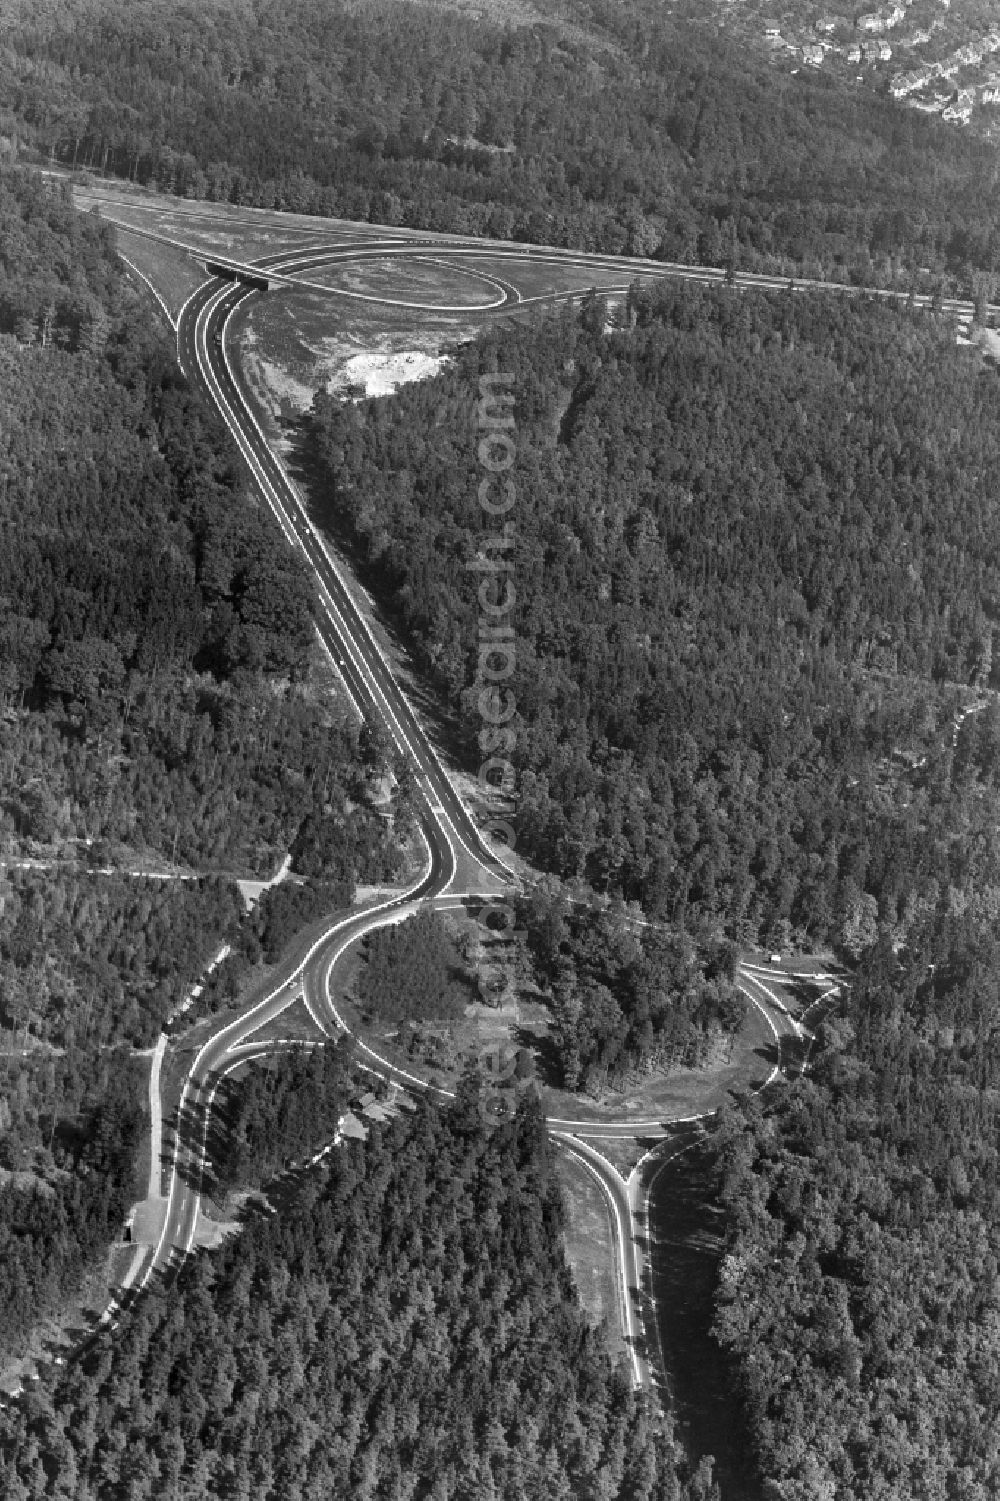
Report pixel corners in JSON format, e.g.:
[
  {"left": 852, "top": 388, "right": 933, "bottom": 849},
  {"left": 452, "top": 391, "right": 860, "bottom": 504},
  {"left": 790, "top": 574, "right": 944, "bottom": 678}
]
[
  {"left": 233, "top": 290, "right": 478, "bottom": 417},
  {"left": 72, "top": 183, "right": 385, "bottom": 261},
  {"left": 336, "top": 347, "right": 450, "bottom": 397},
  {"left": 329, "top": 911, "right": 779, "bottom": 1131},
  {"left": 240, "top": 326, "right": 320, "bottom": 417},
  {"left": 974, "top": 326, "right": 1000, "bottom": 359}
]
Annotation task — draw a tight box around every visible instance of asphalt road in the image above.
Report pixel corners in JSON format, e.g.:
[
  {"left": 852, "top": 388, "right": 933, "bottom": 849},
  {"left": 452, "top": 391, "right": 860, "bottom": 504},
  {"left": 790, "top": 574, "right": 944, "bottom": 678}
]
[
  {"left": 134, "top": 850, "right": 448, "bottom": 1297},
  {"left": 178, "top": 274, "right": 516, "bottom": 896},
  {"left": 129, "top": 245, "right": 521, "bottom": 1304},
  {"left": 109, "top": 220, "right": 844, "bottom": 1392},
  {"left": 555, "top": 1133, "right": 653, "bottom": 1389},
  {"left": 114, "top": 199, "right": 990, "bottom": 323}
]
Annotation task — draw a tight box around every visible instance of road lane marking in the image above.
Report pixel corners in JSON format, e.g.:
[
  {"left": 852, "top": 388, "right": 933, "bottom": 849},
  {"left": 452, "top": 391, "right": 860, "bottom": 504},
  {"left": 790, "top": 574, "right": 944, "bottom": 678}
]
[
  {"left": 211, "top": 289, "right": 517, "bottom": 885},
  {"left": 554, "top": 1134, "right": 644, "bottom": 1390}
]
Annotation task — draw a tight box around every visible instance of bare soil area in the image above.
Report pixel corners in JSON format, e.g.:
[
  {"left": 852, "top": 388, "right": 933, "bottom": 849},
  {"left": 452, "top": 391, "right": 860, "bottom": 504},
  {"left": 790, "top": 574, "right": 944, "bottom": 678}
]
[{"left": 232, "top": 288, "right": 483, "bottom": 419}]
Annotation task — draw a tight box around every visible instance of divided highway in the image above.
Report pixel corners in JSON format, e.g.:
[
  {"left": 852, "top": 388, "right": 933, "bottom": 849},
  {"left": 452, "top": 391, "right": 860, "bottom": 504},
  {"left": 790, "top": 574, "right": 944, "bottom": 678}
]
[
  {"left": 117, "top": 252, "right": 524, "bottom": 1313},
  {"left": 107, "top": 220, "right": 845, "bottom": 1393},
  {"left": 132, "top": 851, "right": 452, "bottom": 1300},
  {"left": 178, "top": 275, "right": 515, "bottom": 896}
]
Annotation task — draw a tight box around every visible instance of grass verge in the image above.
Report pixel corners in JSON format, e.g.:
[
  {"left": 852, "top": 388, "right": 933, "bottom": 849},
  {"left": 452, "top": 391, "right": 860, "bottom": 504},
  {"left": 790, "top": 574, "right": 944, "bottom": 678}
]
[{"left": 557, "top": 1148, "right": 626, "bottom": 1360}]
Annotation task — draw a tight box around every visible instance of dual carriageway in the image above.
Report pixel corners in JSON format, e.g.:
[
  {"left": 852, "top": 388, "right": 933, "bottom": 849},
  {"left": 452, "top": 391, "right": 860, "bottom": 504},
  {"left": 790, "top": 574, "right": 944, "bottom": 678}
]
[{"left": 104, "top": 204, "right": 847, "bottom": 1393}]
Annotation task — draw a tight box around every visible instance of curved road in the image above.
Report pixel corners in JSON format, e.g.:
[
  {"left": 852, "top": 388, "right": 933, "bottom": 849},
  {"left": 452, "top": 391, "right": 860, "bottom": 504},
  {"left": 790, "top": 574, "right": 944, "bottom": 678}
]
[
  {"left": 177, "top": 277, "right": 515, "bottom": 895},
  {"left": 107, "top": 221, "right": 844, "bottom": 1395},
  {"left": 110, "top": 201, "right": 991, "bottom": 321},
  {"left": 120, "top": 236, "right": 527, "bottom": 1309}
]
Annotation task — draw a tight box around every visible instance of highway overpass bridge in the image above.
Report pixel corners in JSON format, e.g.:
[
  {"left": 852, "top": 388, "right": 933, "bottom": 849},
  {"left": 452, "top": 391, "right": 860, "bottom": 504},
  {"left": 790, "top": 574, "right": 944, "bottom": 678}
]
[{"left": 202, "top": 257, "right": 274, "bottom": 291}]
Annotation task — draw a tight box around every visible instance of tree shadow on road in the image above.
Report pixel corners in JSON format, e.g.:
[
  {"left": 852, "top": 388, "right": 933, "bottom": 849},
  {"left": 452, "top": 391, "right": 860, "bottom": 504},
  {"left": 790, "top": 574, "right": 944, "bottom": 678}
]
[
  {"left": 167, "top": 1068, "right": 244, "bottom": 1200},
  {"left": 645, "top": 1138, "right": 764, "bottom": 1501}
]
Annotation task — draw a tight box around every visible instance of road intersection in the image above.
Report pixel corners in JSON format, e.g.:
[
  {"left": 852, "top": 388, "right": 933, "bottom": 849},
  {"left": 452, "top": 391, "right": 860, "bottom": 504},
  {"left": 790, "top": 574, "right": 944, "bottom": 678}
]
[{"left": 101, "top": 207, "right": 846, "bottom": 1391}]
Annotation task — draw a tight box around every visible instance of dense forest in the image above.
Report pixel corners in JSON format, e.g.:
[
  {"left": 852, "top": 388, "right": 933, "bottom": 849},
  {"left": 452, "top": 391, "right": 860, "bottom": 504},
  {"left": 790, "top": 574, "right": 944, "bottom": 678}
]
[
  {"left": 712, "top": 909, "right": 1000, "bottom": 1498},
  {"left": 0, "top": 165, "right": 402, "bottom": 882},
  {"left": 307, "top": 285, "right": 1000, "bottom": 963},
  {"left": 4, "top": 5, "right": 1000, "bottom": 1490},
  {"left": 209, "top": 1041, "right": 352, "bottom": 1193},
  {"left": 0, "top": 1060, "right": 142, "bottom": 1366},
  {"left": 517, "top": 888, "right": 744, "bottom": 1093},
  {"left": 0, "top": 1073, "right": 718, "bottom": 1501},
  {"left": 0, "top": 161, "right": 412, "bottom": 881},
  {"left": 357, "top": 910, "right": 475, "bottom": 1024},
  {"left": 0, "top": 164, "right": 410, "bottom": 1371},
  {"left": 4, "top": 0, "right": 1000, "bottom": 283},
  {"left": 0, "top": 865, "right": 241, "bottom": 1360},
  {"left": 0, "top": 867, "right": 244, "bottom": 1053}
]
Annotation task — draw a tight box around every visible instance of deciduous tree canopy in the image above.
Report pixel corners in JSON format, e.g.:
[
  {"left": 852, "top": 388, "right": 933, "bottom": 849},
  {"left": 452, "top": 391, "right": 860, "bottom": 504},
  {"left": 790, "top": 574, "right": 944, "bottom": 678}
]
[
  {"left": 0, "top": 1072, "right": 710, "bottom": 1501},
  {"left": 0, "top": 164, "right": 404, "bottom": 1371},
  {"left": 307, "top": 287, "right": 1000, "bottom": 963},
  {"left": 713, "top": 913, "right": 1000, "bottom": 1498},
  {"left": 358, "top": 910, "right": 475, "bottom": 1024},
  {"left": 5, "top": 0, "right": 1000, "bottom": 283}
]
